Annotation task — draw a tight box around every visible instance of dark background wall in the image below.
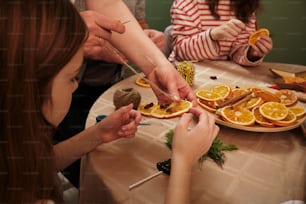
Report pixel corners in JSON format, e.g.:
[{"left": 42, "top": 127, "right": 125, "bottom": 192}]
[{"left": 145, "top": 0, "right": 306, "bottom": 65}]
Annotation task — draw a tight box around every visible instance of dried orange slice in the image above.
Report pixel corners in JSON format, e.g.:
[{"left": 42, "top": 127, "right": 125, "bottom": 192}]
[
  {"left": 212, "top": 85, "right": 231, "bottom": 100},
  {"left": 252, "top": 106, "right": 275, "bottom": 127},
  {"left": 196, "top": 90, "right": 223, "bottom": 101},
  {"left": 248, "top": 28, "right": 270, "bottom": 46},
  {"left": 231, "top": 88, "right": 247, "bottom": 98},
  {"left": 151, "top": 100, "right": 192, "bottom": 119},
  {"left": 197, "top": 98, "right": 217, "bottom": 113},
  {"left": 138, "top": 102, "right": 158, "bottom": 116},
  {"left": 275, "top": 89, "right": 298, "bottom": 106},
  {"left": 250, "top": 87, "right": 280, "bottom": 102},
  {"left": 196, "top": 85, "right": 231, "bottom": 101},
  {"left": 135, "top": 77, "right": 151, "bottom": 88},
  {"left": 270, "top": 110, "right": 297, "bottom": 127},
  {"left": 236, "top": 96, "right": 264, "bottom": 110},
  {"left": 219, "top": 106, "right": 255, "bottom": 126},
  {"left": 288, "top": 106, "right": 306, "bottom": 119},
  {"left": 259, "top": 102, "right": 288, "bottom": 121}
]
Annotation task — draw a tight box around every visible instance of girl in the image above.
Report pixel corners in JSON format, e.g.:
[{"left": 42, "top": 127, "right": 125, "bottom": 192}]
[
  {"left": 170, "top": 0, "right": 273, "bottom": 66},
  {"left": 0, "top": 0, "right": 140, "bottom": 202},
  {"left": 0, "top": 0, "right": 219, "bottom": 203}
]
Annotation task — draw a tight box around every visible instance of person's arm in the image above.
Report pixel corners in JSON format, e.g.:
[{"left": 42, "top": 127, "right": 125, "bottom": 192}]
[
  {"left": 165, "top": 108, "right": 219, "bottom": 204},
  {"left": 53, "top": 104, "right": 141, "bottom": 171},
  {"left": 79, "top": 10, "right": 128, "bottom": 63},
  {"left": 230, "top": 14, "right": 272, "bottom": 66},
  {"left": 85, "top": 0, "right": 162, "bottom": 74},
  {"left": 170, "top": 0, "right": 221, "bottom": 61},
  {"left": 85, "top": 0, "right": 197, "bottom": 105}
]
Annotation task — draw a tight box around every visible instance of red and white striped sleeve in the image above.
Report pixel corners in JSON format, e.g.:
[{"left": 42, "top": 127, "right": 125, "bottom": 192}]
[{"left": 170, "top": 0, "right": 220, "bottom": 61}]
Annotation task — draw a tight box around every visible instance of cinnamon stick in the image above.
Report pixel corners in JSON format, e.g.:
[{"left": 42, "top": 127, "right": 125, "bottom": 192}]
[{"left": 217, "top": 91, "right": 252, "bottom": 108}]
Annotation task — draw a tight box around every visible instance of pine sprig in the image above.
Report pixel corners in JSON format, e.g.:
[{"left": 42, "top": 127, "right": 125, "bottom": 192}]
[{"left": 165, "top": 129, "right": 238, "bottom": 168}]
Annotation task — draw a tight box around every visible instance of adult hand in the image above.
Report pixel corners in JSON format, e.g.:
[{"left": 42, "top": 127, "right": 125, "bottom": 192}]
[
  {"left": 248, "top": 35, "right": 273, "bottom": 59},
  {"left": 172, "top": 108, "right": 219, "bottom": 165},
  {"left": 146, "top": 64, "right": 197, "bottom": 106},
  {"left": 96, "top": 104, "right": 142, "bottom": 143},
  {"left": 144, "top": 29, "right": 166, "bottom": 51},
  {"left": 80, "top": 10, "right": 128, "bottom": 62},
  {"left": 210, "top": 19, "right": 246, "bottom": 41}
]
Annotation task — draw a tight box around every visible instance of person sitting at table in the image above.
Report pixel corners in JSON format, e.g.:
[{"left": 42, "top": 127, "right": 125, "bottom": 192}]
[
  {"left": 54, "top": 0, "right": 193, "bottom": 188},
  {"left": 0, "top": 1, "right": 141, "bottom": 203},
  {"left": 0, "top": 0, "right": 219, "bottom": 203},
  {"left": 169, "top": 0, "right": 273, "bottom": 66}
]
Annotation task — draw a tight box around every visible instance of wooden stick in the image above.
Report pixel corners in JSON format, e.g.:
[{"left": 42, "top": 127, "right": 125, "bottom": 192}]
[
  {"left": 105, "top": 46, "right": 177, "bottom": 102},
  {"left": 129, "top": 171, "right": 163, "bottom": 190}
]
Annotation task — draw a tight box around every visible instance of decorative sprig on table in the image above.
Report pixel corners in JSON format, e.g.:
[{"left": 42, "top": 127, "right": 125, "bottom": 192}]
[{"left": 165, "top": 129, "right": 238, "bottom": 168}]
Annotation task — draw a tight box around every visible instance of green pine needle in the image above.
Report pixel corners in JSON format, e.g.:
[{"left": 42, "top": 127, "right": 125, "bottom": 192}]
[{"left": 165, "top": 129, "right": 238, "bottom": 168}]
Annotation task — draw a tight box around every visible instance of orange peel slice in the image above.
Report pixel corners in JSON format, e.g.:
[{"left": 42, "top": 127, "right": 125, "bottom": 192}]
[{"left": 248, "top": 28, "right": 270, "bottom": 46}]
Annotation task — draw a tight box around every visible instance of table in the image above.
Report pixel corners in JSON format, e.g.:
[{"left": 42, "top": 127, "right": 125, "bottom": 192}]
[{"left": 79, "top": 61, "right": 306, "bottom": 204}]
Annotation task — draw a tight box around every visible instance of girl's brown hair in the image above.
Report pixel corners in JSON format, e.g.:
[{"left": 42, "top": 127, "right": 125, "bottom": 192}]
[
  {"left": 206, "top": 0, "right": 261, "bottom": 23},
  {"left": 0, "top": 0, "right": 87, "bottom": 203}
]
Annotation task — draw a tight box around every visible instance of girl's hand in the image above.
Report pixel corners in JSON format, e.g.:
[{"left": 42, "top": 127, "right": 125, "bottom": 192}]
[
  {"left": 96, "top": 104, "right": 142, "bottom": 143},
  {"left": 172, "top": 108, "right": 219, "bottom": 166},
  {"left": 248, "top": 35, "right": 273, "bottom": 60},
  {"left": 210, "top": 19, "right": 246, "bottom": 41}
]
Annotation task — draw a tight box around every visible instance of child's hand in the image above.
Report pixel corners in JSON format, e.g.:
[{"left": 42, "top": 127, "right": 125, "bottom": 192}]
[
  {"left": 172, "top": 108, "right": 219, "bottom": 166},
  {"left": 210, "top": 19, "right": 246, "bottom": 41},
  {"left": 96, "top": 104, "right": 142, "bottom": 143},
  {"left": 248, "top": 35, "right": 273, "bottom": 59}
]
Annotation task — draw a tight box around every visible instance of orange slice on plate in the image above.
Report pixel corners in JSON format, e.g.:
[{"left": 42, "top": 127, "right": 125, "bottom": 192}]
[
  {"left": 252, "top": 106, "right": 275, "bottom": 127},
  {"left": 259, "top": 102, "right": 288, "bottom": 121},
  {"left": 288, "top": 106, "right": 306, "bottom": 119},
  {"left": 248, "top": 28, "right": 270, "bottom": 46},
  {"left": 250, "top": 87, "right": 280, "bottom": 102},
  {"left": 212, "top": 85, "right": 231, "bottom": 100},
  {"left": 135, "top": 77, "right": 151, "bottom": 88},
  {"left": 274, "top": 89, "right": 298, "bottom": 106},
  {"left": 197, "top": 98, "right": 217, "bottom": 112},
  {"left": 138, "top": 102, "right": 158, "bottom": 116},
  {"left": 196, "top": 90, "right": 223, "bottom": 101},
  {"left": 231, "top": 88, "right": 248, "bottom": 97},
  {"left": 150, "top": 100, "right": 192, "bottom": 119},
  {"left": 196, "top": 85, "right": 231, "bottom": 101},
  {"left": 218, "top": 106, "right": 255, "bottom": 126},
  {"left": 270, "top": 110, "right": 297, "bottom": 127},
  {"left": 236, "top": 96, "right": 264, "bottom": 110}
]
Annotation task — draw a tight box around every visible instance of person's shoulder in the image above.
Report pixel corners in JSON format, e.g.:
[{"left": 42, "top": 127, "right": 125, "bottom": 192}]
[{"left": 172, "top": 0, "right": 198, "bottom": 10}]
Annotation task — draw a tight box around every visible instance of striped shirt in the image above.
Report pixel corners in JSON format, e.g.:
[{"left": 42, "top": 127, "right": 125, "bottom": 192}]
[{"left": 169, "top": 0, "right": 263, "bottom": 66}]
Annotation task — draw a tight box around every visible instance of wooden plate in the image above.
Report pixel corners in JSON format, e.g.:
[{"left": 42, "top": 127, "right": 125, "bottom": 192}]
[{"left": 215, "top": 116, "right": 304, "bottom": 132}]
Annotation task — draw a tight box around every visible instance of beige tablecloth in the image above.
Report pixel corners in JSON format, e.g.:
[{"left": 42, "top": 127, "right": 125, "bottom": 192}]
[{"left": 79, "top": 61, "right": 306, "bottom": 204}]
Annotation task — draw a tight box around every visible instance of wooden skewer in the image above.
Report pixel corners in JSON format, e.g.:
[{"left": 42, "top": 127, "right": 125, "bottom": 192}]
[
  {"left": 129, "top": 171, "right": 163, "bottom": 190},
  {"left": 105, "top": 46, "right": 177, "bottom": 101},
  {"left": 123, "top": 62, "right": 177, "bottom": 101},
  {"left": 122, "top": 20, "right": 131, "bottom": 24}
]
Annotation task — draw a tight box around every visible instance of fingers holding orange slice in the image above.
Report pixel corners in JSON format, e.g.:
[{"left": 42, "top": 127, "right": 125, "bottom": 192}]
[{"left": 248, "top": 28, "right": 270, "bottom": 46}]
